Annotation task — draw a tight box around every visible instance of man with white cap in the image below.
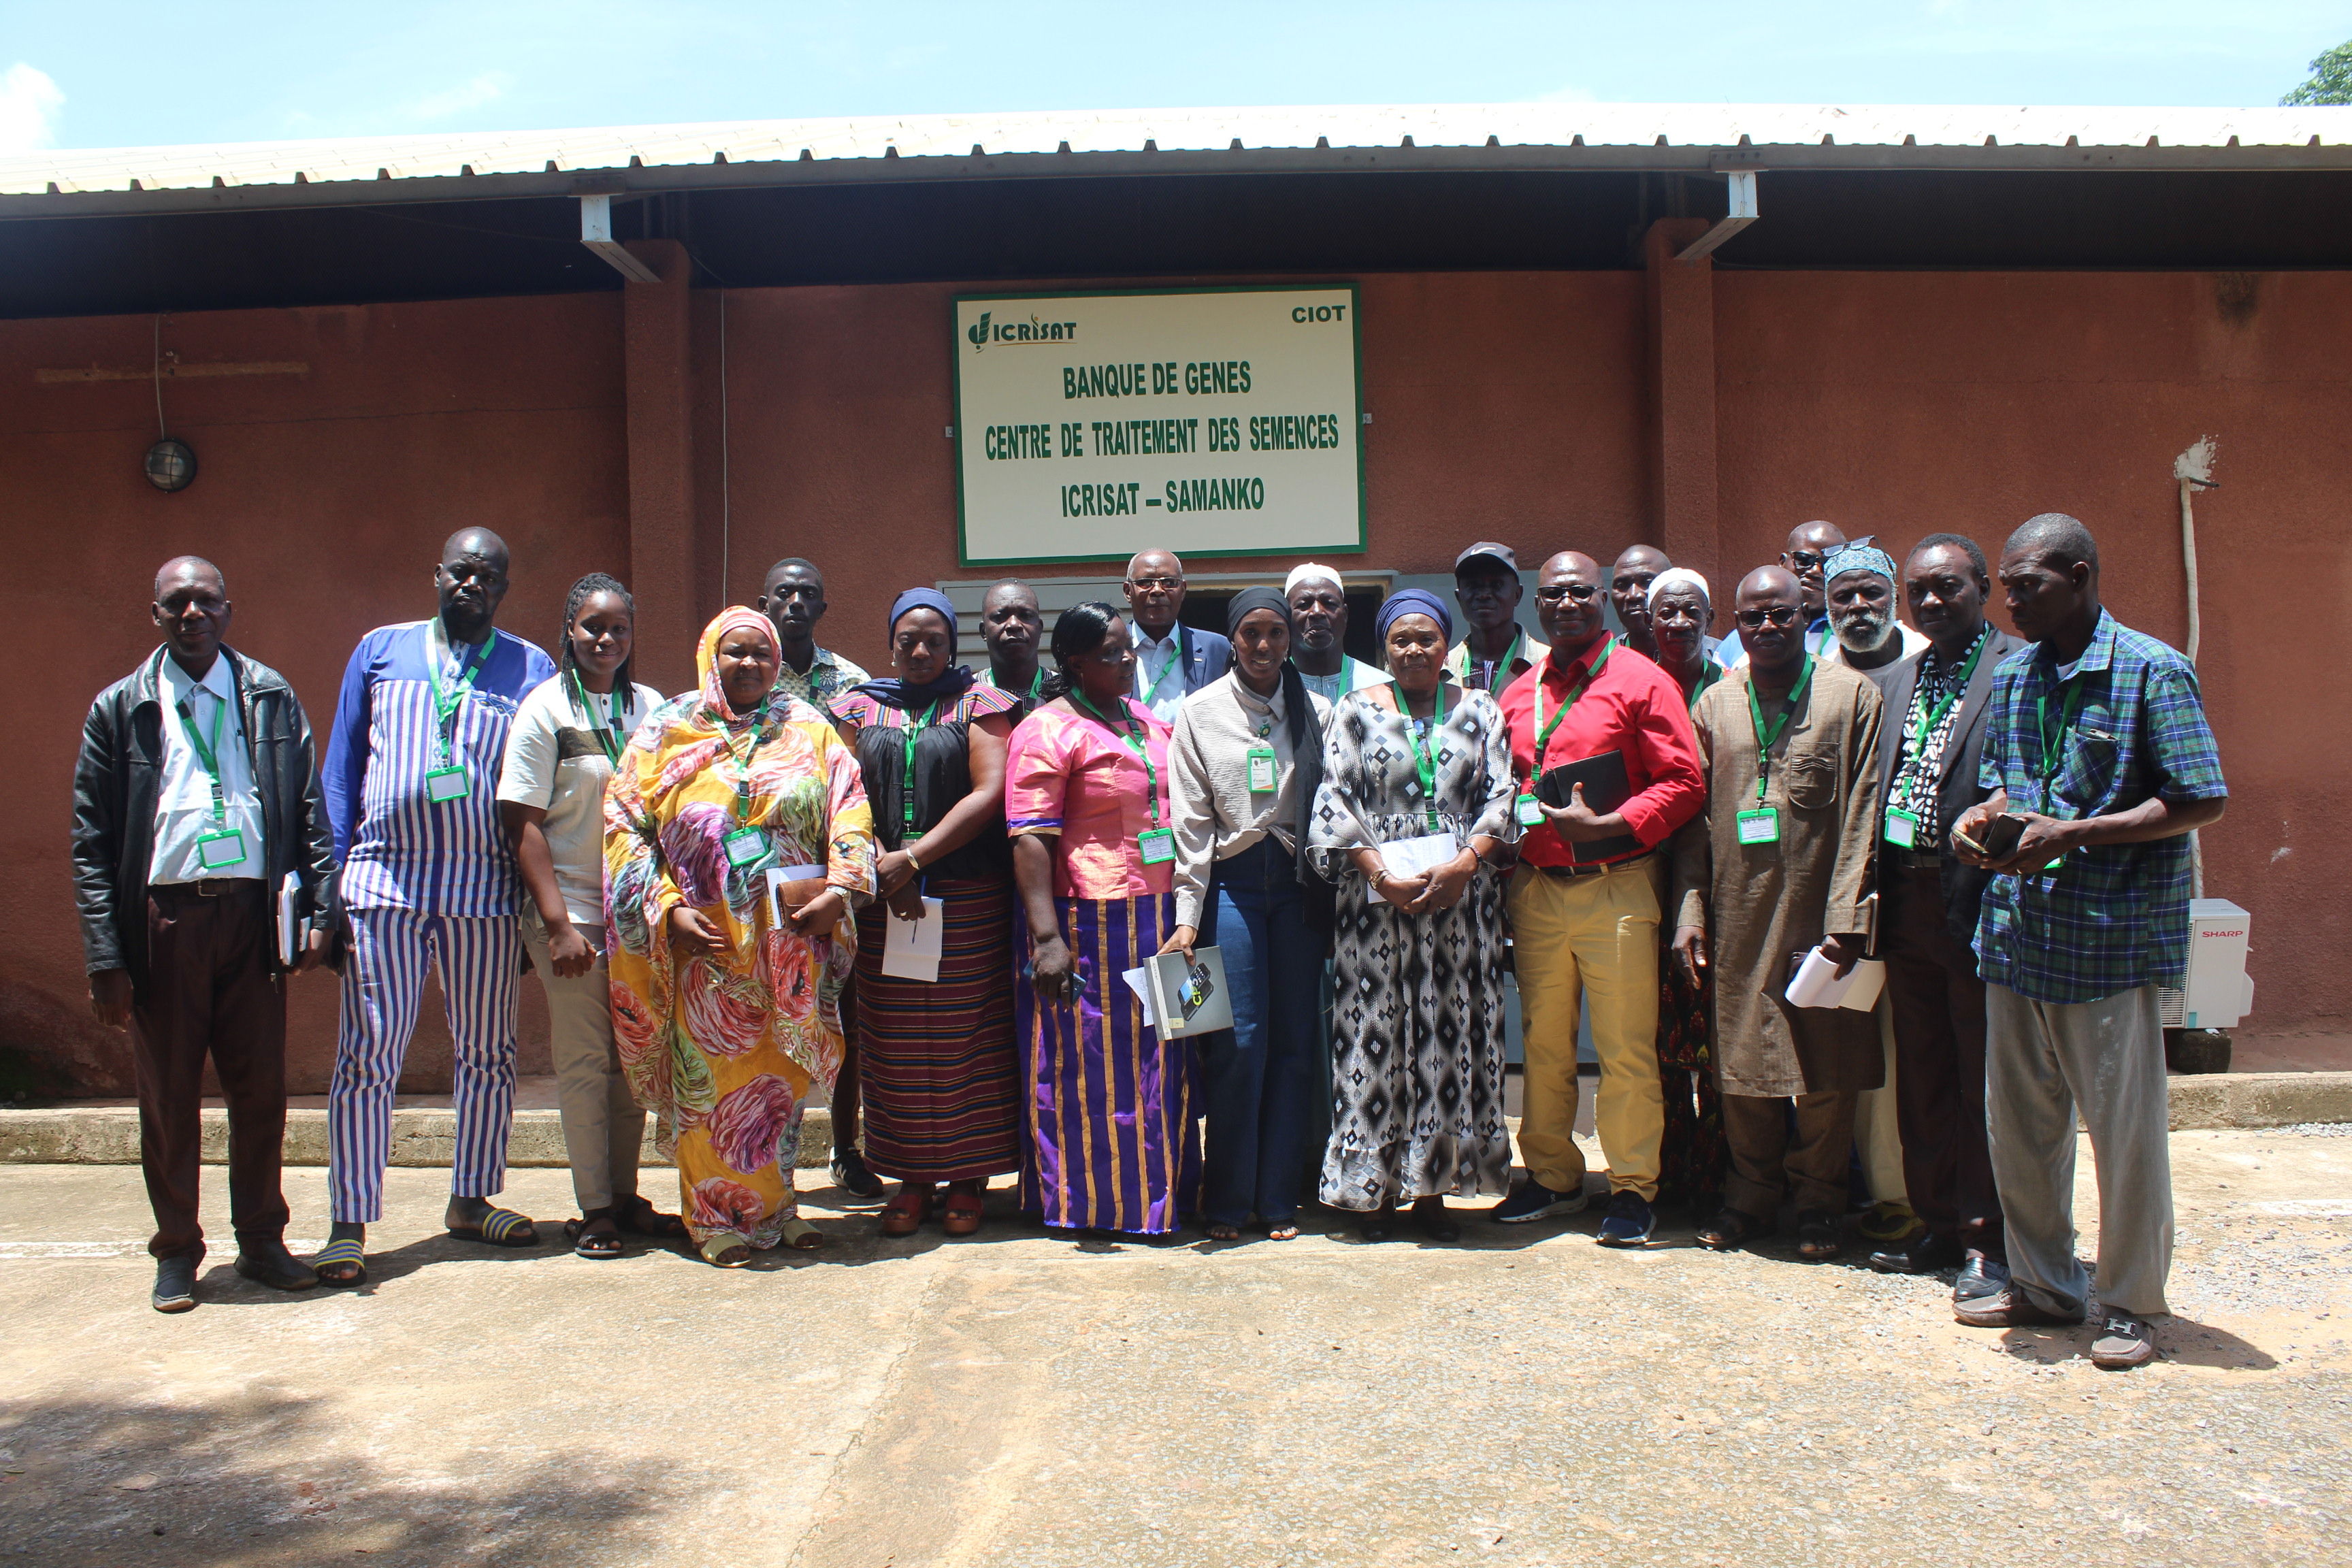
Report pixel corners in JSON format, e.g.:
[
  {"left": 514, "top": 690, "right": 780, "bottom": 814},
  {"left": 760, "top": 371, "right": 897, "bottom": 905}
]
[
  {"left": 1285, "top": 563, "right": 1391, "bottom": 705},
  {"left": 1447, "top": 543, "right": 1548, "bottom": 692}
]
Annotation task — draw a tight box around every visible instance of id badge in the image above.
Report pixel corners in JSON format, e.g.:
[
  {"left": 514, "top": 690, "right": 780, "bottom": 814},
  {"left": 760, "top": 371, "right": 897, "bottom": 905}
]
[
  {"left": 723, "top": 826, "right": 768, "bottom": 868},
  {"left": 1137, "top": 827, "right": 1177, "bottom": 866},
  {"left": 423, "top": 765, "right": 469, "bottom": 804},
  {"left": 1883, "top": 807, "right": 1919, "bottom": 849},
  {"left": 1735, "top": 808, "right": 1781, "bottom": 846},
  {"left": 1245, "top": 747, "right": 1279, "bottom": 794},
  {"left": 195, "top": 829, "right": 248, "bottom": 870},
  {"left": 1515, "top": 792, "right": 1544, "bottom": 828}
]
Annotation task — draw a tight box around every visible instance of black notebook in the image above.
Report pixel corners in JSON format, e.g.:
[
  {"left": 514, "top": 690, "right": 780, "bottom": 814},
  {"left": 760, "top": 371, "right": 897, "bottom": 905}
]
[{"left": 1532, "top": 748, "right": 1641, "bottom": 864}]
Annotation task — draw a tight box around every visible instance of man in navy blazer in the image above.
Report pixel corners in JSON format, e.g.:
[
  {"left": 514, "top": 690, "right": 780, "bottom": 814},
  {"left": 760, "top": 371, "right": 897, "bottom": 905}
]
[
  {"left": 1865, "top": 532, "right": 2024, "bottom": 1301},
  {"left": 1124, "top": 549, "right": 1232, "bottom": 722}
]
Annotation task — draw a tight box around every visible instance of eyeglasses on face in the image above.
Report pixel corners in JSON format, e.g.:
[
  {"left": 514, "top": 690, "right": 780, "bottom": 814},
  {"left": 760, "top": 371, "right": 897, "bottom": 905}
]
[
  {"left": 1533, "top": 583, "right": 1602, "bottom": 604},
  {"left": 1128, "top": 576, "right": 1183, "bottom": 592},
  {"left": 1784, "top": 551, "right": 1826, "bottom": 570},
  {"left": 1734, "top": 606, "right": 1802, "bottom": 630}
]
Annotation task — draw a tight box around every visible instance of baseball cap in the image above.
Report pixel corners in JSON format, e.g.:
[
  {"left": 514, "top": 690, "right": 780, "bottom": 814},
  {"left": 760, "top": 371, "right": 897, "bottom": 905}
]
[{"left": 1453, "top": 542, "right": 1518, "bottom": 574}]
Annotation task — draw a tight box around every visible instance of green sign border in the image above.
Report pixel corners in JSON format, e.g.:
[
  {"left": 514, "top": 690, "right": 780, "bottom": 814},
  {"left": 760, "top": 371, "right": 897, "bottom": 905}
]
[{"left": 950, "top": 282, "right": 1369, "bottom": 568}]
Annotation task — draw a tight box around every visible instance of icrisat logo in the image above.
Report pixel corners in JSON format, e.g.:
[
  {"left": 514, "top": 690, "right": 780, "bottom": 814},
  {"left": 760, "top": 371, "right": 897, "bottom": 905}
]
[{"left": 968, "top": 311, "right": 1078, "bottom": 351}]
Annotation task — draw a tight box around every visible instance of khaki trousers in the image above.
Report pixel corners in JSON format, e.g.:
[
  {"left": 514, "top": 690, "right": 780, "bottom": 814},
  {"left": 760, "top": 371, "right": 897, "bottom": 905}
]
[
  {"left": 1851, "top": 1004, "right": 1908, "bottom": 1204},
  {"left": 522, "top": 915, "right": 646, "bottom": 1214},
  {"left": 1507, "top": 859, "right": 1664, "bottom": 1200}
]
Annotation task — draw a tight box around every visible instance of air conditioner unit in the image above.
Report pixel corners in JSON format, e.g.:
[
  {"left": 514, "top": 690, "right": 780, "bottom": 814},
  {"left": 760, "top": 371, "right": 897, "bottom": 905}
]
[{"left": 2157, "top": 898, "right": 2253, "bottom": 1030}]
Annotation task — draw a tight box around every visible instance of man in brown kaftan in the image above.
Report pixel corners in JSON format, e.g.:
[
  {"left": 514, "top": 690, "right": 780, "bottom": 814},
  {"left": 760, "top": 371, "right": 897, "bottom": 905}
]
[{"left": 1671, "top": 567, "right": 1884, "bottom": 1263}]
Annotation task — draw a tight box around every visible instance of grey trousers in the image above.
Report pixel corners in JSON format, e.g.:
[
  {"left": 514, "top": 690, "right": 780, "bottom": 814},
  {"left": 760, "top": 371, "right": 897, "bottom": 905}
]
[
  {"left": 1986, "top": 982, "right": 2172, "bottom": 1316},
  {"left": 523, "top": 915, "right": 647, "bottom": 1214}
]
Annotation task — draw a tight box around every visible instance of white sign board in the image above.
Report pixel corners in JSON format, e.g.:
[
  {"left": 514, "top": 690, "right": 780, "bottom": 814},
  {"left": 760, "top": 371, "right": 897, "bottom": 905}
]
[{"left": 952, "top": 286, "right": 1365, "bottom": 566}]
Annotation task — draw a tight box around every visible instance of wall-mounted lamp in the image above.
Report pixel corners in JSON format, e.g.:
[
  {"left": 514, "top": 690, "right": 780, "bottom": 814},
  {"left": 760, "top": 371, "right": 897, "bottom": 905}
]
[{"left": 144, "top": 437, "right": 196, "bottom": 492}]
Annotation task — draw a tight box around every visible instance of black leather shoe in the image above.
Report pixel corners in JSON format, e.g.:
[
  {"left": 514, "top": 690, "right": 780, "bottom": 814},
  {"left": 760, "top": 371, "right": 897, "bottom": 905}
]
[
  {"left": 1953, "top": 1253, "right": 2010, "bottom": 1303},
  {"left": 234, "top": 1239, "right": 321, "bottom": 1291},
  {"left": 152, "top": 1255, "right": 198, "bottom": 1313},
  {"left": 1867, "top": 1230, "right": 1966, "bottom": 1275}
]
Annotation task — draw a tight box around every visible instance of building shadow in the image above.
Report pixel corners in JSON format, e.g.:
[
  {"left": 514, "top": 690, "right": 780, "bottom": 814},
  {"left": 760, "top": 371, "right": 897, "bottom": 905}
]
[{"left": 0, "top": 1391, "right": 662, "bottom": 1566}]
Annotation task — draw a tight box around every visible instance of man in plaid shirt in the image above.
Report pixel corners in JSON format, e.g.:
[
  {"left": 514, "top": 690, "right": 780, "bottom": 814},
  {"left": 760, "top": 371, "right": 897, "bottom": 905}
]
[{"left": 1952, "top": 514, "right": 2227, "bottom": 1369}]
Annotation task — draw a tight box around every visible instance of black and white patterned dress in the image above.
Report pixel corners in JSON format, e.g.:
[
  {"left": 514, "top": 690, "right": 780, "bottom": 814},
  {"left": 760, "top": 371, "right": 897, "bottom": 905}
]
[{"left": 1306, "top": 685, "right": 1519, "bottom": 1210}]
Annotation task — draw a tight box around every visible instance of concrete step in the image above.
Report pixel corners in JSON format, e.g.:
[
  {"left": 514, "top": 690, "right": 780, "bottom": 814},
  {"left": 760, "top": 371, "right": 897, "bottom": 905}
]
[{"left": 0, "top": 1105, "right": 836, "bottom": 1168}]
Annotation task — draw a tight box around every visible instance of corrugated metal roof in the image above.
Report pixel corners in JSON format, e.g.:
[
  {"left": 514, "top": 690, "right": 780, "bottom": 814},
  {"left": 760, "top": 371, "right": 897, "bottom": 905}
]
[{"left": 5, "top": 102, "right": 2350, "bottom": 217}]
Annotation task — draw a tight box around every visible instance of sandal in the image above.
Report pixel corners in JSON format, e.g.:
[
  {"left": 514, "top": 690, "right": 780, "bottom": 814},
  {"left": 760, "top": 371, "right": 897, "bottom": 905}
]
[
  {"left": 880, "top": 1185, "right": 934, "bottom": 1238},
  {"left": 564, "top": 1209, "right": 624, "bottom": 1260},
  {"left": 1412, "top": 1198, "right": 1461, "bottom": 1243},
  {"left": 940, "top": 1187, "right": 985, "bottom": 1238},
  {"left": 448, "top": 1206, "right": 538, "bottom": 1247},
  {"left": 611, "top": 1194, "right": 687, "bottom": 1239},
  {"left": 312, "top": 1238, "right": 366, "bottom": 1287},
  {"left": 1795, "top": 1209, "right": 1844, "bottom": 1262},
  {"left": 781, "top": 1218, "right": 826, "bottom": 1251},
  {"left": 1695, "top": 1208, "right": 1773, "bottom": 1252},
  {"left": 700, "top": 1235, "right": 751, "bottom": 1268}
]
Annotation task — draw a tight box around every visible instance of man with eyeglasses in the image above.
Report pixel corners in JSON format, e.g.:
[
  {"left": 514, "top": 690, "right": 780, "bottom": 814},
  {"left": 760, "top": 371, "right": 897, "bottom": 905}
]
[
  {"left": 1673, "top": 566, "right": 1884, "bottom": 1265},
  {"left": 1490, "top": 552, "right": 1705, "bottom": 1245},
  {"left": 1446, "top": 543, "right": 1548, "bottom": 692},
  {"left": 1716, "top": 521, "right": 1847, "bottom": 668},
  {"left": 1124, "top": 549, "right": 1230, "bottom": 723}
]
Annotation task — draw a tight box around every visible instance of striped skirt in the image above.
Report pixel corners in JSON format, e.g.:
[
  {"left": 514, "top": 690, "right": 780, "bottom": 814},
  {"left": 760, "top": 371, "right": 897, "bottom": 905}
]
[
  {"left": 1015, "top": 892, "right": 1201, "bottom": 1235},
  {"left": 855, "top": 877, "right": 1022, "bottom": 1183}
]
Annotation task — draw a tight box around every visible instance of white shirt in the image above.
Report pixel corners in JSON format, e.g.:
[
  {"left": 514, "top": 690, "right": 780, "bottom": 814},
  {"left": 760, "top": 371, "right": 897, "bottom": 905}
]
[
  {"left": 497, "top": 675, "right": 662, "bottom": 930},
  {"left": 1131, "top": 624, "right": 1190, "bottom": 724},
  {"left": 150, "top": 653, "right": 266, "bottom": 883},
  {"left": 1294, "top": 655, "right": 1392, "bottom": 706},
  {"left": 1818, "top": 621, "right": 1931, "bottom": 670}
]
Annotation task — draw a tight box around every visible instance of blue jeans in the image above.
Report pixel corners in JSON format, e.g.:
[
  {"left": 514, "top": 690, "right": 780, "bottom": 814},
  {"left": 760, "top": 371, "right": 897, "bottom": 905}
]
[{"left": 1198, "top": 838, "right": 1324, "bottom": 1226}]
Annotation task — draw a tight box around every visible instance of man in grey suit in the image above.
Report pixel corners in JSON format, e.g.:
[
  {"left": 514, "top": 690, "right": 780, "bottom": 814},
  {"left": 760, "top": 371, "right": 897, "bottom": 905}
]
[{"left": 1864, "top": 533, "right": 2023, "bottom": 1300}]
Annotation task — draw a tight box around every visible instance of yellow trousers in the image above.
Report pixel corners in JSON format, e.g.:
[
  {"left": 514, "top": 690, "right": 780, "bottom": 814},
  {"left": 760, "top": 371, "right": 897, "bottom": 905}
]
[{"left": 1508, "top": 859, "right": 1664, "bottom": 1200}]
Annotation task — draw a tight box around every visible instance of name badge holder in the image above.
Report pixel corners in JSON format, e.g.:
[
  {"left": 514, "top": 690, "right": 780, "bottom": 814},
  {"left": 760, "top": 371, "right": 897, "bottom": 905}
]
[
  {"left": 1070, "top": 691, "right": 1174, "bottom": 871},
  {"left": 1139, "top": 827, "right": 1177, "bottom": 865},
  {"left": 424, "top": 765, "right": 470, "bottom": 804},
  {"left": 1735, "top": 808, "right": 1781, "bottom": 846},
  {"left": 1245, "top": 746, "right": 1279, "bottom": 795},
  {"left": 1883, "top": 806, "right": 1920, "bottom": 849},
  {"left": 425, "top": 636, "right": 491, "bottom": 808},
  {"left": 723, "top": 826, "right": 768, "bottom": 868},
  {"left": 1739, "top": 652, "right": 1814, "bottom": 854},
  {"left": 174, "top": 683, "right": 252, "bottom": 870},
  {"left": 719, "top": 704, "right": 774, "bottom": 871},
  {"left": 1514, "top": 792, "right": 1545, "bottom": 828}
]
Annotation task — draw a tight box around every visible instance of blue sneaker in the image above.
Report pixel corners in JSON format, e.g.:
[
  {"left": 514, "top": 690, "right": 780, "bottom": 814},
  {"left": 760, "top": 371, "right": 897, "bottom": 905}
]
[
  {"left": 1488, "top": 1179, "right": 1587, "bottom": 1224},
  {"left": 1595, "top": 1190, "right": 1655, "bottom": 1248}
]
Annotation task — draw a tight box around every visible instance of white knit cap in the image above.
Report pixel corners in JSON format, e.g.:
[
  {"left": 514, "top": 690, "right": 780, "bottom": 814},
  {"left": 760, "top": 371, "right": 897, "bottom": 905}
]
[
  {"left": 1648, "top": 567, "right": 1711, "bottom": 610},
  {"left": 1284, "top": 562, "right": 1344, "bottom": 597}
]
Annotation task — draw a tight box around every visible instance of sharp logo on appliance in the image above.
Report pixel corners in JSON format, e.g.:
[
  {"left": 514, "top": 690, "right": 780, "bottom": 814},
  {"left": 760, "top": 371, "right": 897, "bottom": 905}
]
[{"left": 967, "top": 312, "right": 1078, "bottom": 351}]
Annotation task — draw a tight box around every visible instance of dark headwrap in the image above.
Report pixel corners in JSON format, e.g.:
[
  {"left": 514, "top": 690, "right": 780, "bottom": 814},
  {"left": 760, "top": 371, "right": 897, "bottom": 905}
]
[
  {"left": 1224, "top": 585, "right": 1291, "bottom": 639},
  {"left": 849, "top": 587, "right": 975, "bottom": 709},
  {"left": 1374, "top": 587, "right": 1453, "bottom": 645}
]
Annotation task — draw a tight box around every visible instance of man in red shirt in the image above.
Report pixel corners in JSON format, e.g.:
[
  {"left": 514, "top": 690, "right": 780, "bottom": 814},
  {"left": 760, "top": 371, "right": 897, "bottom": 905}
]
[{"left": 1492, "top": 550, "right": 1708, "bottom": 1246}]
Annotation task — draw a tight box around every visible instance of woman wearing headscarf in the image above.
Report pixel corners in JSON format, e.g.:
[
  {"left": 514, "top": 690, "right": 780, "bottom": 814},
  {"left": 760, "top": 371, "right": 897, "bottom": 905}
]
[
  {"left": 1005, "top": 602, "right": 1200, "bottom": 1237},
  {"left": 1646, "top": 568, "right": 1729, "bottom": 1215},
  {"left": 1162, "top": 587, "right": 1334, "bottom": 1241},
  {"left": 1307, "top": 589, "right": 1519, "bottom": 1241},
  {"left": 833, "top": 589, "right": 1024, "bottom": 1239},
  {"left": 603, "top": 606, "right": 877, "bottom": 1267}
]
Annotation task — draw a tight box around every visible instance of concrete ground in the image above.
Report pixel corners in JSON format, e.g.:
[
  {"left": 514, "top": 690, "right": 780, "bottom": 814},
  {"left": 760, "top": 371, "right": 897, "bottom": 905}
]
[{"left": 1, "top": 1126, "right": 2347, "bottom": 1568}]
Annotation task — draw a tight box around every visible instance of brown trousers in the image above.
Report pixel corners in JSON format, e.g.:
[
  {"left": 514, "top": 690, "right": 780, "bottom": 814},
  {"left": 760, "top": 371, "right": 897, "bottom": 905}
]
[
  {"left": 131, "top": 882, "right": 289, "bottom": 1260},
  {"left": 1882, "top": 864, "right": 2002, "bottom": 1252},
  {"left": 1721, "top": 1089, "right": 1859, "bottom": 1219}
]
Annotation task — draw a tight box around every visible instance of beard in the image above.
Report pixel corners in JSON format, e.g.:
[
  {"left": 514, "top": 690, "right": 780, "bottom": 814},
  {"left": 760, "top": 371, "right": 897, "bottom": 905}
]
[{"left": 1834, "top": 610, "right": 1893, "bottom": 653}]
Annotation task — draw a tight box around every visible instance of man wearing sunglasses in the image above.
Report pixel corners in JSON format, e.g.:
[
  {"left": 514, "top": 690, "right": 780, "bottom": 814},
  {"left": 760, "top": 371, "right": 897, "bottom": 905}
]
[
  {"left": 1673, "top": 566, "right": 1884, "bottom": 1264},
  {"left": 1716, "top": 521, "right": 1847, "bottom": 668},
  {"left": 1490, "top": 552, "right": 1705, "bottom": 1246}
]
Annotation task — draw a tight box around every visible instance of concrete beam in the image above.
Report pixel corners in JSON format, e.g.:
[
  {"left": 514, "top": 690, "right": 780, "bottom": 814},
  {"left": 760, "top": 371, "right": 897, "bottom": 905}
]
[
  {"left": 621, "top": 238, "right": 705, "bottom": 694},
  {"left": 1644, "top": 217, "right": 1720, "bottom": 586}
]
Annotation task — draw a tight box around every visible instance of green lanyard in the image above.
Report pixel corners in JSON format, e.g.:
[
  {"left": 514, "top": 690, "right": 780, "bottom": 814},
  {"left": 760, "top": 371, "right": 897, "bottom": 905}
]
[
  {"left": 1531, "top": 636, "right": 1614, "bottom": 770},
  {"left": 1070, "top": 691, "right": 1161, "bottom": 829},
  {"left": 1686, "top": 659, "right": 1724, "bottom": 715},
  {"left": 1469, "top": 628, "right": 1523, "bottom": 691},
  {"left": 1140, "top": 633, "right": 1186, "bottom": 706},
  {"left": 718, "top": 705, "right": 769, "bottom": 819},
  {"left": 572, "top": 672, "right": 627, "bottom": 767},
  {"left": 173, "top": 685, "right": 231, "bottom": 825},
  {"left": 428, "top": 637, "right": 490, "bottom": 764},
  {"left": 2034, "top": 670, "right": 2089, "bottom": 796},
  {"left": 1908, "top": 630, "right": 1991, "bottom": 762},
  {"left": 899, "top": 701, "right": 940, "bottom": 836},
  {"left": 1744, "top": 654, "right": 1816, "bottom": 805},
  {"left": 1401, "top": 683, "right": 1450, "bottom": 832}
]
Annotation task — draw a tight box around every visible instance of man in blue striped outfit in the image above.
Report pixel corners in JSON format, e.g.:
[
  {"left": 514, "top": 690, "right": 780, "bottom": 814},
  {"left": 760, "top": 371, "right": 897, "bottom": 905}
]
[{"left": 314, "top": 528, "right": 556, "bottom": 1284}]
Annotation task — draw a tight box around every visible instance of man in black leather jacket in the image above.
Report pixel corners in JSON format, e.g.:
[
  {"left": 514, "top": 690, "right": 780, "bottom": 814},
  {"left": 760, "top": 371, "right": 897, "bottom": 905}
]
[{"left": 71, "top": 556, "right": 338, "bottom": 1311}]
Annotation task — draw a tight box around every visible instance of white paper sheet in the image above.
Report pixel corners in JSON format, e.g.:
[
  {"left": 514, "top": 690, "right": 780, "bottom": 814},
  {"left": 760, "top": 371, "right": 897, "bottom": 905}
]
[
  {"left": 1120, "top": 966, "right": 1160, "bottom": 1028},
  {"left": 880, "top": 897, "right": 945, "bottom": 981},
  {"left": 1786, "top": 947, "right": 1889, "bottom": 1011},
  {"left": 276, "top": 872, "right": 300, "bottom": 968},
  {"left": 1365, "top": 831, "right": 1463, "bottom": 905}
]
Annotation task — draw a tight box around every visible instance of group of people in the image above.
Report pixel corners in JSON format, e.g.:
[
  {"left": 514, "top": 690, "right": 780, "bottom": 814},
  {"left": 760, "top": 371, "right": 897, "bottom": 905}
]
[{"left": 74, "top": 511, "right": 2224, "bottom": 1371}]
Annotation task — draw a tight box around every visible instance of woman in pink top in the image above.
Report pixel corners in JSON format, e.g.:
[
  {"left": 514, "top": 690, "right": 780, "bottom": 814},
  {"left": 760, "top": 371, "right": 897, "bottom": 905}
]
[{"left": 1005, "top": 602, "right": 1201, "bottom": 1236}]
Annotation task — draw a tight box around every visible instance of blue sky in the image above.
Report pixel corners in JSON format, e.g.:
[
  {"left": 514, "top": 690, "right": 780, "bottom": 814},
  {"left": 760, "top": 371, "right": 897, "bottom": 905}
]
[{"left": 1, "top": 1, "right": 2346, "bottom": 152}]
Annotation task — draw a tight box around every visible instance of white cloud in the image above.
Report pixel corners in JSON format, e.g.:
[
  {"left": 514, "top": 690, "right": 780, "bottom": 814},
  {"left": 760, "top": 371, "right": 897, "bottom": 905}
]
[
  {"left": 0, "top": 63, "right": 63, "bottom": 154},
  {"left": 409, "top": 71, "right": 511, "bottom": 120}
]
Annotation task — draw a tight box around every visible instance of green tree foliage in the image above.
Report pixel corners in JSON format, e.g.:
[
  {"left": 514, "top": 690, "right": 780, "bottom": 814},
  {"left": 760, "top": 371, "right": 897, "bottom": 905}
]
[{"left": 2283, "top": 39, "right": 2352, "bottom": 105}]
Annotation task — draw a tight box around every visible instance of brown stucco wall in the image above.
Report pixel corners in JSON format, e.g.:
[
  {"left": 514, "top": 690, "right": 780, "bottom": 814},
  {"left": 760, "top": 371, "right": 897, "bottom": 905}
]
[{"left": 3, "top": 260, "right": 2336, "bottom": 1096}]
